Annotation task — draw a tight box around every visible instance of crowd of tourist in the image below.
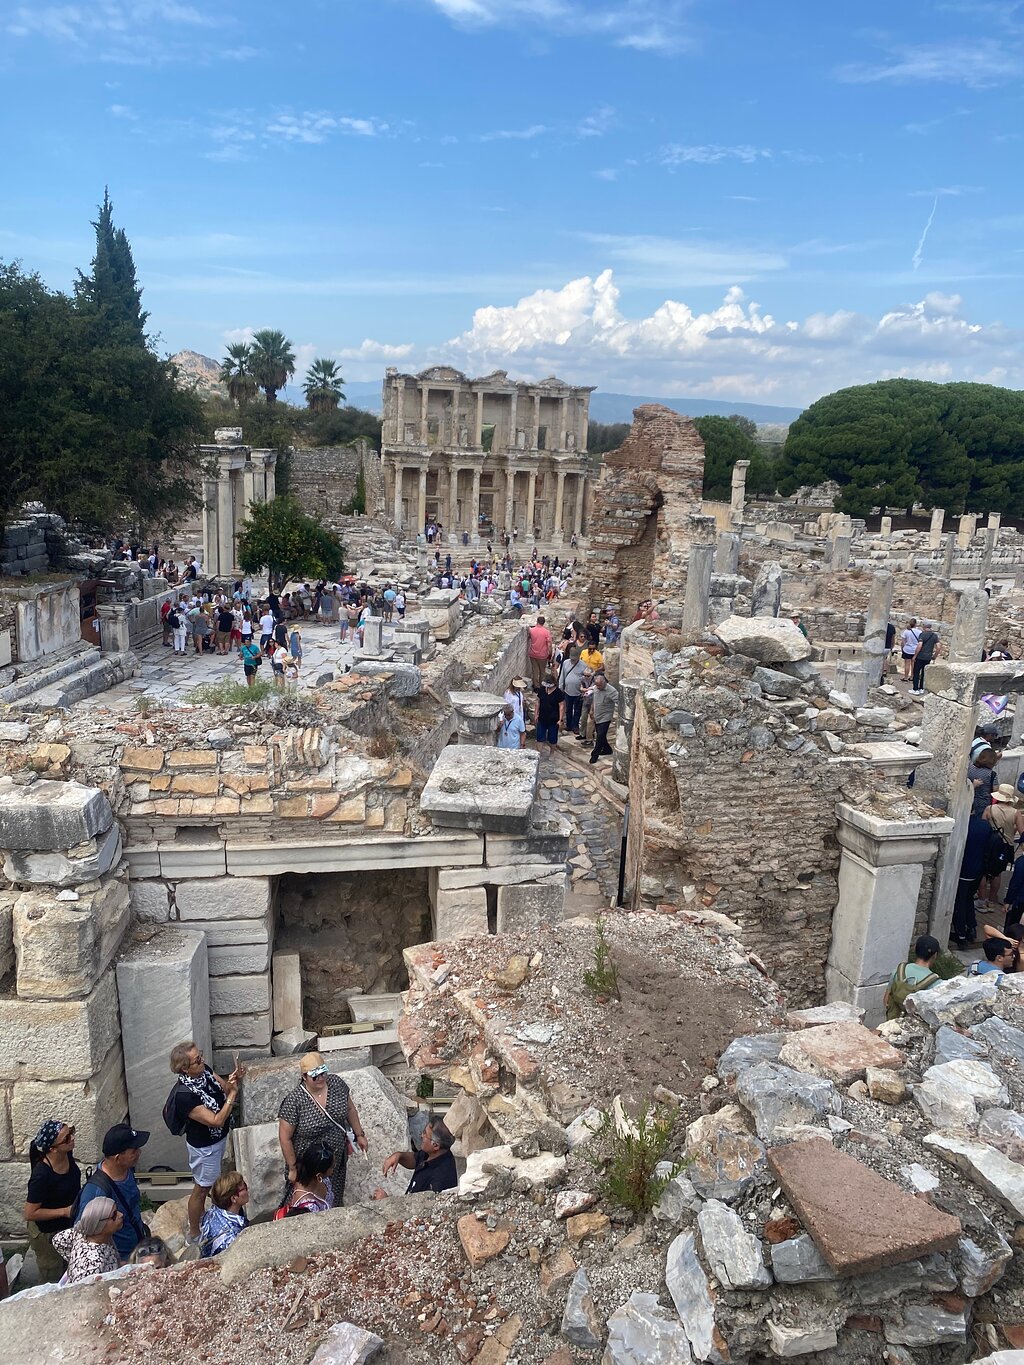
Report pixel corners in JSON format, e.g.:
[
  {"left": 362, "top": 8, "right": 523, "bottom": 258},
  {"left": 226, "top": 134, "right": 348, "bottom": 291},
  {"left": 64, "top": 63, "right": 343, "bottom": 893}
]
[{"left": 15, "top": 1045, "right": 458, "bottom": 1294}]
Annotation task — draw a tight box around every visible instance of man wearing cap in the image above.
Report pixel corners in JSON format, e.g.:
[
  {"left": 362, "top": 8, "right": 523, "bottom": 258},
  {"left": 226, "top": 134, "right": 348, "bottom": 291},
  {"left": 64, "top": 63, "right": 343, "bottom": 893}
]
[{"left": 78, "top": 1124, "right": 150, "bottom": 1262}]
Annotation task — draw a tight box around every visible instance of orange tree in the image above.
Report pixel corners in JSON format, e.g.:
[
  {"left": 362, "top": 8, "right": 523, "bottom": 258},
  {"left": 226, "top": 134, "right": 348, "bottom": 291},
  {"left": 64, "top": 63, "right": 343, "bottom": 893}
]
[{"left": 236, "top": 496, "right": 344, "bottom": 590}]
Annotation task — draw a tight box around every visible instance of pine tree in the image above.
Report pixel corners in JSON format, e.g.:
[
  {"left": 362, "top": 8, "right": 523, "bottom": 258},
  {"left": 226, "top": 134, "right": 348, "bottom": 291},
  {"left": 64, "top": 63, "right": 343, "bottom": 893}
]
[{"left": 75, "top": 188, "right": 147, "bottom": 344}]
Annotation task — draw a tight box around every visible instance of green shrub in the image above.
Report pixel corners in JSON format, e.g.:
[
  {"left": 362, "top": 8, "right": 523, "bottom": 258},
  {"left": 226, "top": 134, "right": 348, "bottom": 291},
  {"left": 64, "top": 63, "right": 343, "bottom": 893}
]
[
  {"left": 583, "top": 917, "right": 620, "bottom": 1000},
  {"left": 588, "top": 1103, "right": 684, "bottom": 1216},
  {"left": 188, "top": 678, "right": 273, "bottom": 706}
]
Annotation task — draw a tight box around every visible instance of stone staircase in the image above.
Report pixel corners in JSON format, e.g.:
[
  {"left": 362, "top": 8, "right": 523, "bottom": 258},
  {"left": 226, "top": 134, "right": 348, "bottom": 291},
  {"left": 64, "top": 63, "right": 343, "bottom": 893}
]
[{"left": 0, "top": 643, "right": 137, "bottom": 712}]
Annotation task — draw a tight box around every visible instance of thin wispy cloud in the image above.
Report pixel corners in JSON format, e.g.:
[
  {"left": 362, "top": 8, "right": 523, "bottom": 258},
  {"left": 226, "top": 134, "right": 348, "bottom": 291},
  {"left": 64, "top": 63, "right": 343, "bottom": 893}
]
[
  {"left": 659, "top": 143, "right": 772, "bottom": 166},
  {"left": 420, "top": 0, "right": 696, "bottom": 55},
  {"left": 108, "top": 103, "right": 137, "bottom": 119},
  {"left": 202, "top": 108, "right": 391, "bottom": 159},
  {"left": 837, "top": 39, "right": 1022, "bottom": 88},
  {"left": 478, "top": 124, "right": 549, "bottom": 142},
  {"left": 913, "top": 196, "right": 940, "bottom": 270}
]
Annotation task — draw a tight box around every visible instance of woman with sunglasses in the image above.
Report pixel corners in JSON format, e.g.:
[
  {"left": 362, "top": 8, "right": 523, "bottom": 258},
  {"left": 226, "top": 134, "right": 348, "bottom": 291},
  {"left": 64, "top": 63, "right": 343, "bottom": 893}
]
[
  {"left": 23, "top": 1119, "right": 82, "bottom": 1282},
  {"left": 277, "top": 1052, "right": 368, "bottom": 1209}
]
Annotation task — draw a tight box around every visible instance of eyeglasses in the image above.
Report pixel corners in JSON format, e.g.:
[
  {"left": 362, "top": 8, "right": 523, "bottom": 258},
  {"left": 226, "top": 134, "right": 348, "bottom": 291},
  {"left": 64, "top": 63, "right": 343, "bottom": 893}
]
[
  {"left": 60, "top": 1127, "right": 76, "bottom": 1142},
  {"left": 304, "top": 1065, "right": 329, "bottom": 1079}
]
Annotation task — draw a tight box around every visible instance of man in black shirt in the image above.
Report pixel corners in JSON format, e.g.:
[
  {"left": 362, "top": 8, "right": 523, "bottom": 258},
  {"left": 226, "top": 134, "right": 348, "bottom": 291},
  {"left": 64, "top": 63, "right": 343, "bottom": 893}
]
[{"left": 372, "top": 1120, "right": 458, "bottom": 1199}]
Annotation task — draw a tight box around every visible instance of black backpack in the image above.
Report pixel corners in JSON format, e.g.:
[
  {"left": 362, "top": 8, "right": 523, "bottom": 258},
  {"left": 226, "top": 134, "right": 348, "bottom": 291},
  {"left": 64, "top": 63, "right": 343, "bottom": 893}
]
[
  {"left": 167, "top": 610, "right": 179, "bottom": 630},
  {"left": 985, "top": 827, "right": 1015, "bottom": 877},
  {"left": 163, "top": 1083, "right": 188, "bottom": 1136}
]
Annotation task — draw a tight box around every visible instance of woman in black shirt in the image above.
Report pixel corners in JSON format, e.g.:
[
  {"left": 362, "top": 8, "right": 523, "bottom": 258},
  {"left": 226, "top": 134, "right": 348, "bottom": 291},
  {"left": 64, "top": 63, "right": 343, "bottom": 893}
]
[{"left": 23, "top": 1118, "right": 82, "bottom": 1282}]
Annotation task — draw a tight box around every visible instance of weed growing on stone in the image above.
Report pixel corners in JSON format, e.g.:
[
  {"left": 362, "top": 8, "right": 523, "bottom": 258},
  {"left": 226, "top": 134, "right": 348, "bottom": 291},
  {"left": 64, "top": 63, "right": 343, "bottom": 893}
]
[
  {"left": 589, "top": 1103, "right": 684, "bottom": 1217},
  {"left": 369, "top": 727, "right": 400, "bottom": 758},
  {"left": 929, "top": 949, "right": 966, "bottom": 981},
  {"left": 188, "top": 679, "right": 273, "bottom": 706},
  {"left": 583, "top": 916, "right": 620, "bottom": 1000}
]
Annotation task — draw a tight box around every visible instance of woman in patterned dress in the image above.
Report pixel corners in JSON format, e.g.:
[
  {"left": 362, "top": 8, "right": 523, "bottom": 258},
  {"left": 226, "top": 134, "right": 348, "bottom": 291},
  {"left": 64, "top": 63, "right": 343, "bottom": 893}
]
[
  {"left": 277, "top": 1052, "right": 367, "bottom": 1208},
  {"left": 52, "top": 1197, "right": 122, "bottom": 1282}
]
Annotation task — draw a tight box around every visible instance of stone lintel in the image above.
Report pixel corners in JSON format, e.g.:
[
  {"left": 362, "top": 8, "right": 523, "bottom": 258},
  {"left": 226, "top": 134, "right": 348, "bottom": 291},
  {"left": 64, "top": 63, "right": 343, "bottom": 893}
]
[
  {"left": 926, "top": 660, "right": 1024, "bottom": 704},
  {"left": 835, "top": 803, "right": 953, "bottom": 868}
]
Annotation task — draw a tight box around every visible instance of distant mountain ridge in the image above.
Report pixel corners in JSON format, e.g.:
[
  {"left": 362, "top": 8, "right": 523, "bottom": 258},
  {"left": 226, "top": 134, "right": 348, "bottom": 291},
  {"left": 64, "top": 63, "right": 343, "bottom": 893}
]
[{"left": 175, "top": 356, "right": 800, "bottom": 427}]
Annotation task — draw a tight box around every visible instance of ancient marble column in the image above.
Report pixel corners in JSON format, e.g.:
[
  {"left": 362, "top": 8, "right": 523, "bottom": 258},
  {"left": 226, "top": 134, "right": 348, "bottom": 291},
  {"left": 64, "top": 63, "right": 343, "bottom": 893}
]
[
  {"left": 526, "top": 472, "right": 537, "bottom": 537},
  {"left": 216, "top": 456, "right": 235, "bottom": 576},
  {"left": 835, "top": 661, "right": 870, "bottom": 706},
  {"left": 948, "top": 588, "right": 989, "bottom": 664},
  {"left": 715, "top": 532, "right": 741, "bottom": 575},
  {"left": 554, "top": 470, "right": 566, "bottom": 540},
  {"left": 261, "top": 450, "right": 277, "bottom": 503},
  {"left": 929, "top": 508, "right": 945, "bottom": 550},
  {"left": 730, "top": 460, "right": 750, "bottom": 528},
  {"left": 942, "top": 532, "right": 955, "bottom": 585},
  {"left": 831, "top": 535, "right": 852, "bottom": 570},
  {"left": 504, "top": 468, "right": 515, "bottom": 533},
  {"left": 988, "top": 511, "right": 1002, "bottom": 545},
  {"left": 956, "top": 513, "right": 976, "bottom": 550},
  {"left": 474, "top": 391, "right": 484, "bottom": 447},
  {"left": 449, "top": 466, "right": 460, "bottom": 534},
  {"left": 508, "top": 392, "right": 517, "bottom": 452},
  {"left": 202, "top": 478, "right": 219, "bottom": 576},
  {"left": 681, "top": 515, "right": 717, "bottom": 638},
  {"left": 573, "top": 475, "right": 585, "bottom": 537},
  {"left": 879, "top": 516, "right": 892, "bottom": 538},
  {"left": 417, "top": 468, "right": 428, "bottom": 535},
  {"left": 531, "top": 395, "right": 540, "bottom": 449},
  {"left": 863, "top": 571, "right": 894, "bottom": 685},
  {"left": 471, "top": 468, "right": 481, "bottom": 539},
  {"left": 419, "top": 385, "right": 430, "bottom": 443},
  {"left": 559, "top": 397, "right": 569, "bottom": 450},
  {"left": 978, "top": 527, "right": 996, "bottom": 586}
]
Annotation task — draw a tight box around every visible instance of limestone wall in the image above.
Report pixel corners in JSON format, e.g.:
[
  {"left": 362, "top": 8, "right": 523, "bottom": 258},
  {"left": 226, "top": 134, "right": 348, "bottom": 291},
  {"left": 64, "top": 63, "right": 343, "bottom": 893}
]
[
  {"left": 10, "top": 582, "right": 81, "bottom": 664},
  {"left": 288, "top": 444, "right": 363, "bottom": 526}
]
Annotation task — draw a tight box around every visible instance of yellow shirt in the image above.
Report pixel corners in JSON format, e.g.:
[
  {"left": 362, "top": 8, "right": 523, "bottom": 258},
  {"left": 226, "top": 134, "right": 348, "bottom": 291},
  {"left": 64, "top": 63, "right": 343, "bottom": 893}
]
[{"left": 581, "top": 647, "right": 603, "bottom": 672}]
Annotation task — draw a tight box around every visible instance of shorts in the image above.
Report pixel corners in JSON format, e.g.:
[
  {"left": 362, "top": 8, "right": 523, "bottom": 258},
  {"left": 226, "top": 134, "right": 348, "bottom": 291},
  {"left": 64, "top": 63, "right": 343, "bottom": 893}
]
[
  {"left": 537, "top": 722, "right": 559, "bottom": 744},
  {"left": 244, "top": 666, "right": 258, "bottom": 678},
  {"left": 187, "top": 1135, "right": 228, "bottom": 1187},
  {"left": 216, "top": 631, "right": 231, "bottom": 646}
]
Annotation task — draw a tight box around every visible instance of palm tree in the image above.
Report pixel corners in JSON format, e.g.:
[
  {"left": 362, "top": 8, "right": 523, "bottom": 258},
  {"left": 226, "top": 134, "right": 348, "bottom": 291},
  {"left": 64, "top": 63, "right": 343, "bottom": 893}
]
[
  {"left": 220, "top": 342, "right": 257, "bottom": 407},
  {"left": 303, "top": 358, "right": 346, "bottom": 413},
  {"left": 249, "top": 329, "right": 296, "bottom": 405}
]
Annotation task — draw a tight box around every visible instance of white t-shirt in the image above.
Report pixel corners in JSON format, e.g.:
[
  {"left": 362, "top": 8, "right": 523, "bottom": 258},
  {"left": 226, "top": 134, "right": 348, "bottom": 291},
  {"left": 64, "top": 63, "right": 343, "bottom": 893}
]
[
  {"left": 503, "top": 688, "right": 526, "bottom": 723},
  {"left": 259, "top": 612, "right": 275, "bottom": 636},
  {"left": 901, "top": 628, "right": 920, "bottom": 655}
]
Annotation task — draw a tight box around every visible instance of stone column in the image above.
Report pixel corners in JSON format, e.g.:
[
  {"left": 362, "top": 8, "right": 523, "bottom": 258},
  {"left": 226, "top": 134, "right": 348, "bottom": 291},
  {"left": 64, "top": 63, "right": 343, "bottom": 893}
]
[
  {"left": 362, "top": 616, "right": 385, "bottom": 655},
  {"left": 988, "top": 511, "right": 1002, "bottom": 545},
  {"left": 559, "top": 397, "right": 569, "bottom": 449},
  {"left": 681, "top": 515, "right": 717, "bottom": 639},
  {"left": 730, "top": 460, "right": 750, "bottom": 528},
  {"left": 948, "top": 588, "right": 989, "bottom": 664},
  {"left": 508, "top": 392, "right": 518, "bottom": 451},
  {"left": 835, "top": 661, "right": 870, "bottom": 706},
  {"left": 216, "top": 457, "right": 235, "bottom": 577},
  {"left": 942, "top": 532, "right": 956, "bottom": 585},
  {"left": 474, "top": 391, "right": 484, "bottom": 447},
  {"left": 449, "top": 692, "right": 506, "bottom": 745},
  {"left": 242, "top": 461, "right": 258, "bottom": 515},
  {"left": 826, "top": 805, "right": 954, "bottom": 1025},
  {"left": 831, "top": 535, "right": 852, "bottom": 570},
  {"left": 471, "top": 467, "right": 481, "bottom": 539},
  {"left": 526, "top": 471, "right": 537, "bottom": 537},
  {"left": 419, "top": 384, "right": 430, "bottom": 443},
  {"left": 393, "top": 465, "right": 404, "bottom": 528},
  {"left": 929, "top": 507, "right": 945, "bottom": 550},
  {"left": 262, "top": 451, "right": 276, "bottom": 503},
  {"left": 863, "top": 571, "right": 894, "bottom": 685},
  {"left": 531, "top": 395, "right": 540, "bottom": 448},
  {"left": 879, "top": 516, "right": 892, "bottom": 538},
  {"left": 979, "top": 527, "right": 996, "bottom": 586},
  {"left": 449, "top": 465, "right": 460, "bottom": 533},
  {"left": 956, "top": 513, "right": 976, "bottom": 550},
  {"left": 202, "top": 478, "right": 219, "bottom": 577},
  {"left": 554, "top": 470, "right": 566, "bottom": 540},
  {"left": 715, "top": 531, "right": 741, "bottom": 575},
  {"left": 572, "top": 475, "right": 585, "bottom": 537},
  {"left": 417, "top": 467, "right": 428, "bottom": 535}
]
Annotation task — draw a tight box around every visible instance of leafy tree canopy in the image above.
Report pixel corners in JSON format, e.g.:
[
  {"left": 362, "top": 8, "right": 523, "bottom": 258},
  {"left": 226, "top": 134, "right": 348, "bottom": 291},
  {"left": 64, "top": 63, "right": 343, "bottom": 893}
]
[
  {"left": 695, "top": 415, "right": 777, "bottom": 500},
  {"left": 0, "top": 196, "right": 206, "bottom": 537},
  {"left": 202, "top": 395, "right": 381, "bottom": 453},
  {"left": 777, "top": 379, "right": 1024, "bottom": 518},
  {"left": 236, "top": 496, "right": 344, "bottom": 590},
  {"left": 587, "top": 421, "right": 631, "bottom": 455}
]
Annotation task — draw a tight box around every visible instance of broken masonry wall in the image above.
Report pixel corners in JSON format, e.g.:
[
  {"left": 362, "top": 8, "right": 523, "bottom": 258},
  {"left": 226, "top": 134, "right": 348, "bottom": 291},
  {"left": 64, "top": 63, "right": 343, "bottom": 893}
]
[
  {"left": 624, "top": 663, "right": 862, "bottom": 1007},
  {"left": 288, "top": 444, "right": 365, "bottom": 529},
  {"left": 586, "top": 405, "right": 705, "bottom": 619},
  {"left": 779, "top": 570, "right": 959, "bottom": 627}
]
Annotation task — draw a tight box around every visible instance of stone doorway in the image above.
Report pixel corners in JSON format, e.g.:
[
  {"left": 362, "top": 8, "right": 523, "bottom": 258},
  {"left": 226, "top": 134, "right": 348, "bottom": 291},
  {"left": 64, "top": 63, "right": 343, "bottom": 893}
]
[{"left": 274, "top": 868, "right": 431, "bottom": 1034}]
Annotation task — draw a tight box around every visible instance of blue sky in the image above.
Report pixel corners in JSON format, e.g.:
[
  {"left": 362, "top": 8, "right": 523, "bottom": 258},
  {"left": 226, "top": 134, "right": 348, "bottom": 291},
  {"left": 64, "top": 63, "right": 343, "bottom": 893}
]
[{"left": 2, "top": 0, "right": 1023, "bottom": 407}]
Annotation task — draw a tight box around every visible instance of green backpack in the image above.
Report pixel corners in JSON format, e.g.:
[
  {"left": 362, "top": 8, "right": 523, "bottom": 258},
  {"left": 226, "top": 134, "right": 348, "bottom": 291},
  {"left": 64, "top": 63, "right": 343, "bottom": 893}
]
[{"left": 886, "top": 962, "right": 939, "bottom": 1020}]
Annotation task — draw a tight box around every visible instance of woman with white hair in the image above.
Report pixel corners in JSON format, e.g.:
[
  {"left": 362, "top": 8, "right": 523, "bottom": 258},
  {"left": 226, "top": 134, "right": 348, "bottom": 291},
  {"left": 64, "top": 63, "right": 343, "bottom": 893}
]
[{"left": 51, "top": 1197, "right": 123, "bottom": 1283}]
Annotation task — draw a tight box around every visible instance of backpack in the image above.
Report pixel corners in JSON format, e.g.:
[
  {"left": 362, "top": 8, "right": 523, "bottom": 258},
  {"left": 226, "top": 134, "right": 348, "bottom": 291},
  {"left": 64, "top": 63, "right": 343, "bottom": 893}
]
[
  {"left": 167, "top": 611, "right": 180, "bottom": 630},
  {"left": 163, "top": 1082, "right": 188, "bottom": 1136},
  {"left": 886, "top": 963, "right": 940, "bottom": 1021},
  {"left": 984, "top": 827, "right": 1014, "bottom": 878}
]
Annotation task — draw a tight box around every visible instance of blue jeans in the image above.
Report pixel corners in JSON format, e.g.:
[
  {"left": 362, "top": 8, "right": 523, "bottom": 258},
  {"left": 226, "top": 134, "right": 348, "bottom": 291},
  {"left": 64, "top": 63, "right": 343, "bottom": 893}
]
[{"left": 564, "top": 695, "right": 582, "bottom": 733}]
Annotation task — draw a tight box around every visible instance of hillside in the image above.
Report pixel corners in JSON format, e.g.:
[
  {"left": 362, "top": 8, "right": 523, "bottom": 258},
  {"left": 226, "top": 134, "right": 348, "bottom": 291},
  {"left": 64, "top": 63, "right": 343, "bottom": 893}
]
[{"left": 170, "top": 349, "right": 224, "bottom": 395}]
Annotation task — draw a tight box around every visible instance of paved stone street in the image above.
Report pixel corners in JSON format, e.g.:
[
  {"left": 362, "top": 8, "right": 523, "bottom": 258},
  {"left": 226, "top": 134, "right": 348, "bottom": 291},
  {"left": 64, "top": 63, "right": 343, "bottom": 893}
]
[{"left": 76, "top": 619, "right": 400, "bottom": 711}]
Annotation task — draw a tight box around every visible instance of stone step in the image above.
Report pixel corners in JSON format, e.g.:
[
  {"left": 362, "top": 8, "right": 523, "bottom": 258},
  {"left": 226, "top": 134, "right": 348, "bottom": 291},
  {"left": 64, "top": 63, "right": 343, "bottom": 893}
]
[
  {"left": 0, "top": 641, "right": 98, "bottom": 703},
  {"left": 15, "top": 656, "right": 121, "bottom": 712}
]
